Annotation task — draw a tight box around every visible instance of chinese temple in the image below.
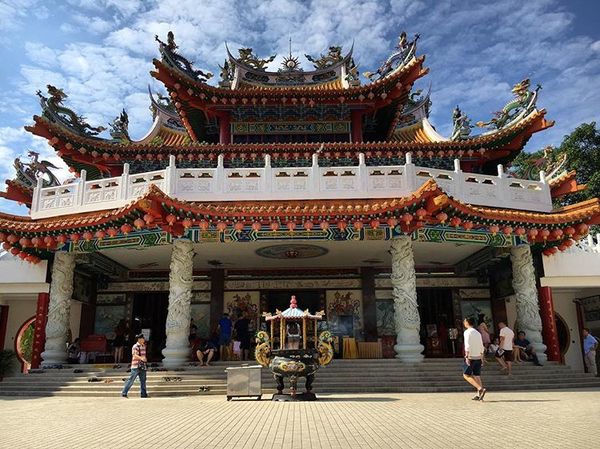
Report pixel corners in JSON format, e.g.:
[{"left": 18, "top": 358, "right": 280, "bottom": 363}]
[{"left": 1, "top": 31, "right": 599, "bottom": 371}]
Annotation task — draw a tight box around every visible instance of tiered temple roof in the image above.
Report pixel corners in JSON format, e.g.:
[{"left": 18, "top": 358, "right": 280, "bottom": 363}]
[{"left": 0, "top": 31, "right": 594, "bottom": 264}]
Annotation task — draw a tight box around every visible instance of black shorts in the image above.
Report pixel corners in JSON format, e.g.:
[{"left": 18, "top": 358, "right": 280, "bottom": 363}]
[
  {"left": 498, "top": 350, "right": 513, "bottom": 362},
  {"left": 463, "top": 359, "right": 482, "bottom": 376}
]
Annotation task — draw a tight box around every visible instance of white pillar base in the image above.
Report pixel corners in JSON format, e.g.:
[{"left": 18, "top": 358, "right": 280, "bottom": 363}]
[{"left": 394, "top": 344, "right": 425, "bottom": 362}]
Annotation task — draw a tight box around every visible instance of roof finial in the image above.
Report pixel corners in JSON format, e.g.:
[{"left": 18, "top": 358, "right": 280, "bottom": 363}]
[{"left": 289, "top": 36, "right": 292, "bottom": 59}]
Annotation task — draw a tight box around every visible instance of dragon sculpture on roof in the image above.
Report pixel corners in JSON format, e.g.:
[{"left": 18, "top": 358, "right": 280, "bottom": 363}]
[
  {"left": 364, "top": 32, "right": 419, "bottom": 81},
  {"left": 109, "top": 109, "right": 130, "bottom": 142},
  {"left": 476, "top": 79, "right": 541, "bottom": 130},
  {"left": 237, "top": 48, "right": 276, "bottom": 71},
  {"left": 305, "top": 46, "right": 343, "bottom": 69},
  {"left": 12, "top": 151, "right": 60, "bottom": 191},
  {"left": 156, "top": 31, "right": 213, "bottom": 82},
  {"left": 37, "top": 85, "right": 107, "bottom": 136},
  {"left": 450, "top": 106, "right": 473, "bottom": 141}
]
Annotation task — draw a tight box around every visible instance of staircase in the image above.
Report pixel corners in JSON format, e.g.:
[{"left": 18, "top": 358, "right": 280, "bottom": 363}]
[{"left": 1, "top": 359, "right": 599, "bottom": 398}]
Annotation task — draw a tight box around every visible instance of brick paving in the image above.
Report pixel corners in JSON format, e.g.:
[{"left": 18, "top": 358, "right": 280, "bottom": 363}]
[{"left": 1, "top": 390, "right": 599, "bottom": 449}]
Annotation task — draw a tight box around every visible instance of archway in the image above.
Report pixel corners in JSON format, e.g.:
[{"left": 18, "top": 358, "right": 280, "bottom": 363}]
[
  {"left": 554, "top": 312, "right": 570, "bottom": 363},
  {"left": 14, "top": 316, "right": 35, "bottom": 373}
]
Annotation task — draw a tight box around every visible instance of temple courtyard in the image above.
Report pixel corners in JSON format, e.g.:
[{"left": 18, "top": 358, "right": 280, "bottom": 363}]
[{"left": 1, "top": 390, "right": 599, "bottom": 448}]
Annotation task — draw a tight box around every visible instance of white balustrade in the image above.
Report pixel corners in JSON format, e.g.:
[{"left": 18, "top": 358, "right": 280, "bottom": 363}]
[{"left": 30, "top": 152, "right": 553, "bottom": 219}]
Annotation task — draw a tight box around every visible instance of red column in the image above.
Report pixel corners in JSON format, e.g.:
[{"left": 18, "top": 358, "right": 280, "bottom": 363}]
[
  {"left": 30, "top": 293, "right": 50, "bottom": 369},
  {"left": 351, "top": 110, "right": 363, "bottom": 143},
  {"left": 538, "top": 287, "right": 560, "bottom": 362},
  {"left": 219, "top": 114, "right": 231, "bottom": 144},
  {"left": 0, "top": 305, "right": 9, "bottom": 350}
]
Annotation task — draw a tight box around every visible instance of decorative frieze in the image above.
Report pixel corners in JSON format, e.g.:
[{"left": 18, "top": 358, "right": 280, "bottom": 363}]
[
  {"left": 99, "top": 280, "right": 210, "bottom": 292},
  {"left": 375, "top": 276, "right": 487, "bottom": 289},
  {"left": 224, "top": 278, "right": 361, "bottom": 290}
]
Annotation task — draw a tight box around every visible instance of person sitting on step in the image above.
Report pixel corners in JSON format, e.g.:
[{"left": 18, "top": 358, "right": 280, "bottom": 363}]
[{"left": 514, "top": 331, "right": 543, "bottom": 366}]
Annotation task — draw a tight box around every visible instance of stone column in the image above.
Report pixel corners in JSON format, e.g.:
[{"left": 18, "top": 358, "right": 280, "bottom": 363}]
[
  {"left": 511, "top": 245, "right": 547, "bottom": 364},
  {"left": 162, "top": 239, "right": 194, "bottom": 368},
  {"left": 41, "top": 252, "right": 76, "bottom": 366},
  {"left": 391, "top": 237, "right": 424, "bottom": 362}
]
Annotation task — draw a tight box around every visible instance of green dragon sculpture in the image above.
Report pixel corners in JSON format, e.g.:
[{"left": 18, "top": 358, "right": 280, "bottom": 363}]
[{"left": 476, "top": 79, "right": 541, "bottom": 130}]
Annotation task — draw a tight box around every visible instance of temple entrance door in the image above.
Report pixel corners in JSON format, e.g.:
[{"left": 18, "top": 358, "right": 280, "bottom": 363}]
[
  {"left": 417, "top": 288, "right": 454, "bottom": 358},
  {"left": 265, "top": 290, "right": 322, "bottom": 313},
  {"left": 132, "top": 293, "right": 168, "bottom": 362}
]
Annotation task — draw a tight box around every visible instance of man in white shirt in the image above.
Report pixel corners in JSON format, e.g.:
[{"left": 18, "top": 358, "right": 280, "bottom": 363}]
[
  {"left": 463, "top": 317, "right": 487, "bottom": 401},
  {"left": 495, "top": 322, "right": 515, "bottom": 375}
]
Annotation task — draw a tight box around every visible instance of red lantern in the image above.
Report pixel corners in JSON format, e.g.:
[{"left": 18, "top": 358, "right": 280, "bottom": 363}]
[
  {"left": 387, "top": 217, "right": 398, "bottom": 228},
  {"left": 10, "top": 247, "right": 20, "bottom": 256},
  {"left": 19, "top": 237, "right": 31, "bottom": 248},
  {"left": 449, "top": 217, "right": 462, "bottom": 228},
  {"left": 558, "top": 243, "right": 567, "bottom": 252},
  {"left": 286, "top": 221, "right": 296, "bottom": 232},
  {"left": 107, "top": 228, "right": 118, "bottom": 238},
  {"left": 18, "top": 251, "right": 27, "bottom": 260},
  {"left": 577, "top": 223, "right": 589, "bottom": 235},
  {"left": 95, "top": 230, "right": 106, "bottom": 240},
  {"left": 540, "top": 229, "right": 550, "bottom": 240},
  {"left": 515, "top": 227, "right": 526, "bottom": 236},
  {"left": 216, "top": 222, "right": 227, "bottom": 232},
  {"left": 527, "top": 229, "right": 538, "bottom": 240},
  {"left": 402, "top": 213, "right": 413, "bottom": 225},
  {"left": 143, "top": 213, "right": 154, "bottom": 225},
  {"left": 564, "top": 239, "right": 574, "bottom": 247},
  {"left": 416, "top": 208, "right": 427, "bottom": 220},
  {"left": 234, "top": 222, "right": 245, "bottom": 232},
  {"left": 252, "top": 222, "right": 262, "bottom": 232},
  {"left": 120, "top": 224, "right": 132, "bottom": 235},
  {"left": 503, "top": 226, "right": 513, "bottom": 235},
  {"left": 303, "top": 221, "right": 314, "bottom": 231},
  {"left": 134, "top": 218, "right": 146, "bottom": 230},
  {"left": 7, "top": 234, "right": 18, "bottom": 244},
  {"left": 2, "top": 242, "right": 11, "bottom": 251},
  {"left": 56, "top": 235, "right": 68, "bottom": 244},
  {"left": 489, "top": 225, "right": 499, "bottom": 236},
  {"left": 319, "top": 221, "right": 329, "bottom": 231},
  {"left": 370, "top": 219, "right": 380, "bottom": 229},
  {"left": 166, "top": 214, "right": 177, "bottom": 225},
  {"left": 26, "top": 254, "right": 35, "bottom": 263},
  {"left": 549, "top": 246, "right": 558, "bottom": 254},
  {"left": 462, "top": 221, "right": 474, "bottom": 231},
  {"left": 564, "top": 226, "right": 575, "bottom": 237},
  {"left": 70, "top": 233, "right": 81, "bottom": 243},
  {"left": 337, "top": 220, "right": 348, "bottom": 231},
  {"left": 182, "top": 218, "right": 193, "bottom": 229},
  {"left": 44, "top": 236, "right": 55, "bottom": 248},
  {"left": 436, "top": 212, "right": 448, "bottom": 224},
  {"left": 552, "top": 229, "right": 563, "bottom": 239},
  {"left": 82, "top": 231, "right": 94, "bottom": 241},
  {"left": 542, "top": 249, "right": 553, "bottom": 257},
  {"left": 269, "top": 222, "right": 280, "bottom": 232},
  {"left": 199, "top": 220, "right": 210, "bottom": 231},
  {"left": 0, "top": 232, "right": 6, "bottom": 242},
  {"left": 353, "top": 220, "right": 364, "bottom": 230}
]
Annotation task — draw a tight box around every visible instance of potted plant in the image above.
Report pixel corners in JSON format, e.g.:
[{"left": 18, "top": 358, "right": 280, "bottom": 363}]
[{"left": 0, "top": 350, "right": 17, "bottom": 381}]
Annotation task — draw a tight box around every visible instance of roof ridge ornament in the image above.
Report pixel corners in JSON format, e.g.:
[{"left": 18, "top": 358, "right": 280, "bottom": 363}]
[
  {"left": 109, "top": 109, "right": 130, "bottom": 142},
  {"left": 450, "top": 106, "right": 473, "bottom": 141},
  {"left": 304, "top": 46, "right": 343, "bottom": 69},
  {"left": 364, "top": 31, "right": 419, "bottom": 82},
  {"left": 237, "top": 47, "right": 276, "bottom": 71},
  {"left": 37, "top": 85, "right": 107, "bottom": 136},
  {"left": 476, "top": 78, "right": 541, "bottom": 130},
  {"left": 155, "top": 31, "right": 213, "bottom": 82}
]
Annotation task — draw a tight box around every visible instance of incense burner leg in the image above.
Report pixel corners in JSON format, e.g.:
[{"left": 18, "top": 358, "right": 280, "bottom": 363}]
[
  {"left": 275, "top": 374, "right": 284, "bottom": 394},
  {"left": 289, "top": 375, "right": 298, "bottom": 397},
  {"left": 305, "top": 373, "right": 315, "bottom": 392}
]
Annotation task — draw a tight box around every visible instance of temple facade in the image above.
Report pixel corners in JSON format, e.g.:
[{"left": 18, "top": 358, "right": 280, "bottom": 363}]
[{"left": 1, "top": 32, "right": 599, "bottom": 370}]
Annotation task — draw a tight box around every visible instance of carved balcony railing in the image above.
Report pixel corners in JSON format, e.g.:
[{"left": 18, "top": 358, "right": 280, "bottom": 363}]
[{"left": 30, "top": 153, "right": 552, "bottom": 219}]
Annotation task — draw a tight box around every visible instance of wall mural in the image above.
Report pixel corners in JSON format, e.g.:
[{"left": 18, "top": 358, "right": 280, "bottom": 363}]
[
  {"left": 224, "top": 291, "right": 260, "bottom": 328},
  {"left": 326, "top": 290, "right": 363, "bottom": 338},
  {"left": 95, "top": 294, "right": 129, "bottom": 338},
  {"left": 190, "top": 304, "right": 211, "bottom": 338},
  {"left": 460, "top": 299, "right": 494, "bottom": 333},
  {"left": 376, "top": 300, "right": 395, "bottom": 336}
]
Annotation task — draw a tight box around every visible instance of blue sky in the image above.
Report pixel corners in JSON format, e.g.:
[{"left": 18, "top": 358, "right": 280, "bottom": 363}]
[{"left": 1, "top": 0, "right": 599, "bottom": 216}]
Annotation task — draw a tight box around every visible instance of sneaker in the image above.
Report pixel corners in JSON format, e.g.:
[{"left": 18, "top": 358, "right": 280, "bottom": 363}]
[
  {"left": 471, "top": 395, "right": 480, "bottom": 401},
  {"left": 478, "top": 388, "right": 487, "bottom": 401},
  {"left": 121, "top": 394, "right": 128, "bottom": 398}
]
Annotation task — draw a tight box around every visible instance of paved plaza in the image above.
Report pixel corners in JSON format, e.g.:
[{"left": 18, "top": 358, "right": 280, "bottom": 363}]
[{"left": 1, "top": 389, "right": 599, "bottom": 449}]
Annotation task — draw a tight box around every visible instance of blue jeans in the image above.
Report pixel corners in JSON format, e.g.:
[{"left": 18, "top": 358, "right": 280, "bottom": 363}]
[{"left": 122, "top": 368, "right": 147, "bottom": 397}]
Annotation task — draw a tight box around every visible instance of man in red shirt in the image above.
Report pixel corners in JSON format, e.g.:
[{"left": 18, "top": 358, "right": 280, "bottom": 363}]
[{"left": 121, "top": 334, "right": 148, "bottom": 398}]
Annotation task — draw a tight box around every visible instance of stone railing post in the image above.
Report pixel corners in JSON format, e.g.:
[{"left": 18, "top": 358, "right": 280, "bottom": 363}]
[
  {"left": 264, "top": 154, "right": 272, "bottom": 194},
  {"left": 165, "top": 155, "right": 177, "bottom": 196},
  {"left": 216, "top": 154, "right": 225, "bottom": 193},
  {"left": 391, "top": 236, "right": 424, "bottom": 362},
  {"left": 77, "top": 169, "right": 87, "bottom": 206},
  {"left": 452, "top": 158, "right": 464, "bottom": 199},
  {"left": 511, "top": 245, "right": 547, "bottom": 364},
  {"left": 311, "top": 153, "right": 320, "bottom": 194},
  {"left": 404, "top": 152, "right": 417, "bottom": 192},
  {"left": 31, "top": 176, "right": 44, "bottom": 214},
  {"left": 358, "top": 152, "right": 368, "bottom": 193},
  {"left": 41, "top": 252, "right": 77, "bottom": 366},
  {"left": 120, "top": 163, "right": 130, "bottom": 200},
  {"left": 162, "top": 239, "right": 194, "bottom": 368}
]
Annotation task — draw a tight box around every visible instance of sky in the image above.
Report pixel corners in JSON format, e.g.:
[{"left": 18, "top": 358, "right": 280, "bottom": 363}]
[{"left": 0, "top": 0, "right": 599, "bottom": 216}]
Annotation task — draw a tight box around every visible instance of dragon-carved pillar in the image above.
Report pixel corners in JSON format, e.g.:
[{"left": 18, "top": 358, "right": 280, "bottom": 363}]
[
  {"left": 41, "top": 252, "right": 76, "bottom": 366},
  {"left": 162, "top": 239, "right": 194, "bottom": 368},
  {"left": 391, "top": 237, "right": 424, "bottom": 362},
  {"left": 511, "top": 245, "right": 547, "bottom": 364}
]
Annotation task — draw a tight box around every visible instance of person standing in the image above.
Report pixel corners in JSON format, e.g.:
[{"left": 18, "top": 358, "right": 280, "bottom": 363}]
[
  {"left": 113, "top": 319, "right": 127, "bottom": 365},
  {"left": 121, "top": 334, "right": 148, "bottom": 398},
  {"left": 495, "top": 322, "right": 514, "bottom": 376},
  {"left": 462, "top": 317, "right": 487, "bottom": 401},
  {"left": 218, "top": 313, "right": 233, "bottom": 361},
  {"left": 234, "top": 313, "right": 252, "bottom": 361},
  {"left": 582, "top": 328, "right": 598, "bottom": 376}
]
